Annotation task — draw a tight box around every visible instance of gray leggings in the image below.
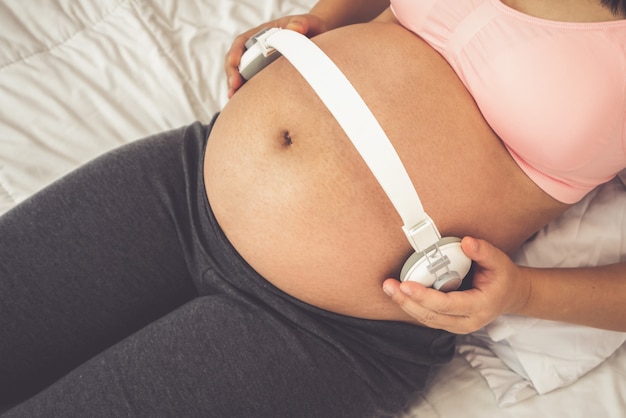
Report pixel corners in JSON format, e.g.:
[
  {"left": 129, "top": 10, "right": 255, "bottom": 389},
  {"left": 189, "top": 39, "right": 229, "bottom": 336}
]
[{"left": 0, "top": 117, "right": 454, "bottom": 417}]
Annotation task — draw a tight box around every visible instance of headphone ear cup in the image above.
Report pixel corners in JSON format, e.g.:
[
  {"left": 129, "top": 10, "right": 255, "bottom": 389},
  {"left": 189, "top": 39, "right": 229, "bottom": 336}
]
[
  {"left": 400, "top": 250, "right": 431, "bottom": 285},
  {"left": 400, "top": 237, "right": 472, "bottom": 292}
]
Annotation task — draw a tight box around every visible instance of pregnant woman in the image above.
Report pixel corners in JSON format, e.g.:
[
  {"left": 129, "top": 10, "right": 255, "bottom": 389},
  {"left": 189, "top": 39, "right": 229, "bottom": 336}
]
[{"left": 1, "top": 0, "right": 624, "bottom": 416}]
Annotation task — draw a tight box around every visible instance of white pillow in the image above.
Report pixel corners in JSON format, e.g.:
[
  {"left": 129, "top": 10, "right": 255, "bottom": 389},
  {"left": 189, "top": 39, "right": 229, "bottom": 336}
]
[{"left": 458, "top": 176, "right": 626, "bottom": 406}]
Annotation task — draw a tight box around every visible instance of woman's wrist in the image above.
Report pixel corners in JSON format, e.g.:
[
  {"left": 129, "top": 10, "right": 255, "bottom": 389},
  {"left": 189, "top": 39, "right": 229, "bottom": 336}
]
[
  {"left": 309, "top": 0, "right": 390, "bottom": 30},
  {"left": 506, "top": 265, "right": 534, "bottom": 316},
  {"left": 510, "top": 263, "right": 626, "bottom": 331}
]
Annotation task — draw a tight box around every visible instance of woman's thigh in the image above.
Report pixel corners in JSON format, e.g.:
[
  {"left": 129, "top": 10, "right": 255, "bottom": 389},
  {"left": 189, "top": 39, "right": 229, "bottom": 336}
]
[
  {"left": 0, "top": 123, "right": 212, "bottom": 404},
  {"left": 2, "top": 295, "right": 403, "bottom": 418},
  {"left": 0, "top": 117, "right": 453, "bottom": 416}
]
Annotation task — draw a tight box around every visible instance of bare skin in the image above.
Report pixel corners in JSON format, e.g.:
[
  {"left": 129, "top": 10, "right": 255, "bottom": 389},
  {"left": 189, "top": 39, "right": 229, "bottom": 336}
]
[
  {"left": 500, "top": 0, "right": 625, "bottom": 22},
  {"left": 205, "top": 14, "right": 567, "bottom": 323},
  {"left": 218, "top": 1, "right": 626, "bottom": 332}
]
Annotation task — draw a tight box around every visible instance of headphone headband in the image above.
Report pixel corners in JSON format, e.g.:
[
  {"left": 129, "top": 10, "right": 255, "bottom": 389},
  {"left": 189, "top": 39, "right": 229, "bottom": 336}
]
[{"left": 257, "top": 28, "right": 441, "bottom": 251}]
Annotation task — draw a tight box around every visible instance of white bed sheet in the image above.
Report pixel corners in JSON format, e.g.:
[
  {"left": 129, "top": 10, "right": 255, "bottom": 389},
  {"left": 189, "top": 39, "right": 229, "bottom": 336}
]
[
  {"left": 1, "top": 1, "right": 624, "bottom": 416},
  {"left": 398, "top": 343, "right": 626, "bottom": 418}
]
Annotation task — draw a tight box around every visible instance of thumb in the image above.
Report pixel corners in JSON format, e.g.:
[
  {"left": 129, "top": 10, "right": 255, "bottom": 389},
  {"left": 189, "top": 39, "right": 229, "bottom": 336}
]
[
  {"left": 285, "top": 17, "right": 309, "bottom": 34},
  {"left": 461, "top": 236, "right": 503, "bottom": 270}
]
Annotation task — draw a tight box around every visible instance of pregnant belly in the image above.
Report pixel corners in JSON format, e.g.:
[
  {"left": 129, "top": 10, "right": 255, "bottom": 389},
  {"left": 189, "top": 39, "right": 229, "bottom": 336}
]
[{"left": 203, "top": 21, "right": 566, "bottom": 321}]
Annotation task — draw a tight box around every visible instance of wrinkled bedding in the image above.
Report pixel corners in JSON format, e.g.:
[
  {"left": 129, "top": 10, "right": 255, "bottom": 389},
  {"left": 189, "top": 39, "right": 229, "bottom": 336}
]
[{"left": 1, "top": 1, "right": 624, "bottom": 416}]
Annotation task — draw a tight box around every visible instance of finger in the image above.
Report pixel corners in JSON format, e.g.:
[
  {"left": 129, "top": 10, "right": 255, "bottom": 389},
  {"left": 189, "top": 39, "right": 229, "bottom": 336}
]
[
  {"left": 227, "top": 74, "right": 243, "bottom": 99},
  {"left": 384, "top": 280, "right": 488, "bottom": 333},
  {"left": 400, "top": 281, "right": 484, "bottom": 316},
  {"left": 224, "top": 30, "right": 256, "bottom": 97},
  {"left": 384, "top": 280, "right": 461, "bottom": 322},
  {"left": 284, "top": 16, "right": 310, "bottom": 34},
  {"left": 385, "top": 285, "right": 447, "bottom": 328},
  {"left": 400, "top": 288, "right": 489, "bottom": 333},
  {"left": 461, "top": 236, "right": 506, "bottom": 271}
]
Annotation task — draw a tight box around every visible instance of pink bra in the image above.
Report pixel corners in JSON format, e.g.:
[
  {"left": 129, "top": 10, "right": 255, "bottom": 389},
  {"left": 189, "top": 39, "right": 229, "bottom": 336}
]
[{"left": 391, "top": 0, "right": 626, "bottom": 203}]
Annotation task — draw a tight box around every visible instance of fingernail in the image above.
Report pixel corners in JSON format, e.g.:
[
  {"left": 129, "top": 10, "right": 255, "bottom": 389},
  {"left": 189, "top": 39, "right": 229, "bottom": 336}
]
[
  {"left": 383, "top": 285, "right": 395, "bottom": 297},
  {"left": 286, "top": 20, "right": 302, "bottom": 31},
  {"left": 400, "top": 284, "right": 413, "bottom": 296}
]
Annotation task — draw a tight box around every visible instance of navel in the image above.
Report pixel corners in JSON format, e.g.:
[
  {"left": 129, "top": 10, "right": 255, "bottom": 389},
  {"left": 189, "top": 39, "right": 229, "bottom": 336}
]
[{"left": 282, "top": 130, "right": 293, "bottom": 147}]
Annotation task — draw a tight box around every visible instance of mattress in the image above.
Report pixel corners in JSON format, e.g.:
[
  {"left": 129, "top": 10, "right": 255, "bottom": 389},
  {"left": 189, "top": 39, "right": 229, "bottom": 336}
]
[{"left": 1, "top": 1, "right": 624, "bottom": 416}]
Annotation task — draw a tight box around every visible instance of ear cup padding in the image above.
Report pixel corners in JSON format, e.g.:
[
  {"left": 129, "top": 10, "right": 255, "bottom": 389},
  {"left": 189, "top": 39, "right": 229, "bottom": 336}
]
[{"left": 400, "top": 237, "right": 472, "bottom": 291}]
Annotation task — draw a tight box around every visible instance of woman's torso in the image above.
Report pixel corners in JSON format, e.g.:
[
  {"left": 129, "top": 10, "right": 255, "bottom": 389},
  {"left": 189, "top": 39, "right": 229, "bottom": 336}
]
[
  {"left": 204, "top": 16, "right": 567, "bottom": 322},
  {"left": 391, "top": 0, "right": 626, "bottom": 204}
]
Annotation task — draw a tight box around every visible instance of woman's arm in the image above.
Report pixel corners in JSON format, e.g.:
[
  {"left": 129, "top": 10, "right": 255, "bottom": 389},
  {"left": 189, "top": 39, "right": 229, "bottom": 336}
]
[
  {"left": 225, "top": 0, "right": 390, "bottom": 97},
  {"left": 383, "top": 237, "right": 626, "bottom": 333},
  {"left": 308, "top": 0, "right": 390, "bottom": 30},
  {"left": 518, "top": 260, "right": 626, "bottom": 331}
]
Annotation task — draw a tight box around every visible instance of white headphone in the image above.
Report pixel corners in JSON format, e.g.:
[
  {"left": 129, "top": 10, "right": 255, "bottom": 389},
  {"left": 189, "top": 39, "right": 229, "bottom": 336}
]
[{"left": 239, "top": 28, "right": 472, "bottom": 291}]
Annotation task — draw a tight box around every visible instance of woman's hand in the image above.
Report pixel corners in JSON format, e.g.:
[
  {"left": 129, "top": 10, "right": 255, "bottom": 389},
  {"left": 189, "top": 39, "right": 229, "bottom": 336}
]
[
  {"left": 225, "top": 14, "right": 330, "bottom": 98},
  {"left": 383, "top": 237, "right": 532, "bottom": 334}
]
